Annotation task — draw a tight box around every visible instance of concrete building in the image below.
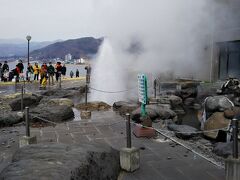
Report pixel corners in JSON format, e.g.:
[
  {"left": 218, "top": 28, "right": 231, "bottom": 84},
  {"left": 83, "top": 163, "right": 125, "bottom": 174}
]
[
  {"left": 210, "top": 0, "right": 240, "bottom": 81},
  {"left": 65, "top": 53, "right": 72, "bottom": 61}
]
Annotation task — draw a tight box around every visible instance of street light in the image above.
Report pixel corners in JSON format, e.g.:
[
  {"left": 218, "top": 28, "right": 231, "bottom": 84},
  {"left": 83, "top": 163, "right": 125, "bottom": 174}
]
[{"left": 26, "top": 35, "right": 31, "bottom": 64}]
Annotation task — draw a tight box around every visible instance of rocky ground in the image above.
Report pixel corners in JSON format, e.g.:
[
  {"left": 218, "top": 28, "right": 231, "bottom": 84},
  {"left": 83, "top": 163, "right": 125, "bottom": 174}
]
[{"left": 0, "top": 78, "right": 238, "bottom": 179}]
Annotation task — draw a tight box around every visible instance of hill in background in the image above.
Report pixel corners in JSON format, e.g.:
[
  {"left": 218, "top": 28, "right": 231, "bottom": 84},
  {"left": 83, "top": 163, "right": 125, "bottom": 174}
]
[
  {"left": 30, "top": 37, "right": 103, "bottom": 59},
  {"left": 0, "top": 39, "right": 58, "bottom": 57}
]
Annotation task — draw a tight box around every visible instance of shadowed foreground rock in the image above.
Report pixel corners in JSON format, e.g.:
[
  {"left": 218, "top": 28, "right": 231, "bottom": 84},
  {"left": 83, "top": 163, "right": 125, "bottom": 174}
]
[{"left": 0, "top": 143, "right": 120, "bottom": 180}]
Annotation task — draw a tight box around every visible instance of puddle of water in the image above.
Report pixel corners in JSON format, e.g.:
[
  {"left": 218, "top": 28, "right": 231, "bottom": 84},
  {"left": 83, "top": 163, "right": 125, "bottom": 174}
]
[
  {"left": 154, "top": 138, "right": 170, "bottom": 143},
  {"left": 0, "top": 82, "right": 42, "bottom": 95},
  {"left": 72, "top": 107, "right": 81, "bottom": 121}
]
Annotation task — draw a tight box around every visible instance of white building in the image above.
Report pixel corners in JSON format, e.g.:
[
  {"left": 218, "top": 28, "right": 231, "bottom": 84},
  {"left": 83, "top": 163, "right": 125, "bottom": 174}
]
[{"left": 65, "top": 53, "right": 72, "bottom": 61}]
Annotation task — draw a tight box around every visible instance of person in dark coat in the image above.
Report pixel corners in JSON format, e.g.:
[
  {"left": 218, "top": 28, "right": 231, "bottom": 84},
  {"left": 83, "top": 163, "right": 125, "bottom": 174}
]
[
  {"left": 0, "top": 63, "right": 2, "bottom": 81},
  {"left": 2, "top": 61, "right": 9, "bottom": 81},
  {"left": 76, "top": 69, "right": 79, "bottom": 77},
  {"left": 61, "top": 64, "right": 66, "bottom": 79},
  {"left": 47, "top": 62, "right": 55, "bottom": 85},
  {"left": 2, "top": 61, "right": 9, "bottom": 72},
  {"left": 70, "top": 70, "right": 74, "bottom": 78}
]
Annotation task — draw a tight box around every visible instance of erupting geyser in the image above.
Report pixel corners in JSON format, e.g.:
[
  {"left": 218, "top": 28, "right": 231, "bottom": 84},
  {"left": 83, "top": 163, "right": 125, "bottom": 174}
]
[{"left": 90, "top": 39, "right": 127, "bottom": 105}]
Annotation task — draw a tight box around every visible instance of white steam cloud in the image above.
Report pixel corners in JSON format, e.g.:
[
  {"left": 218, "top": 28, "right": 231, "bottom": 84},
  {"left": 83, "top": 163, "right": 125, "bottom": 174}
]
[{"left": 89, "top": 0, "right": 238, "bottom": 104}]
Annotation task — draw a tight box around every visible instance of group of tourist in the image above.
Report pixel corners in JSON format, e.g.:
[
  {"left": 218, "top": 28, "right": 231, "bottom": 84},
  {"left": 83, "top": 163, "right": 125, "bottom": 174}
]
[{"left": 0, "top": 60, "right": 82, "bottom": 88}]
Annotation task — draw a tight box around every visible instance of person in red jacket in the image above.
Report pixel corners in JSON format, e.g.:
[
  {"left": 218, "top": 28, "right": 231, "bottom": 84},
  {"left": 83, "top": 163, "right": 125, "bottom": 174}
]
[
  {"left": 15, "top": 65, "right": 20, "bottom": 82},
  {"left": 55, "top": 62, "right": 62, "bottom": 82}
]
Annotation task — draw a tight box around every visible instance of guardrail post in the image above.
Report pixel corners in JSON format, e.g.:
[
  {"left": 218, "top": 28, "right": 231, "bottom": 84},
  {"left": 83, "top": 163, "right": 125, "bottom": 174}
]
[
  {"left": 25, "top": 107, "right": 30, "bottom": 137},
  {"left": 80, "top": 67, "right": 91, "bottom": 119},
  {"left": 154, "top": 79, "right": 157, "bottom": 98},
  {"left": 59, "top": 72, "right": 62, "bottom": 88},
  {"left": 19, "top": 106, "right": 37, "bottom": 148},
  {"left": 15, "top": 77, "right": 17, "bottom": 93},
  {"left": 232, "top": 118, "right": 238, "bottom": 159},
  {"left": 120, "top": 113, "right": 140, "bottom": 172},
  {"left": 126, "top": 113, "right": 132, "bottom": 148},
  {"left": 85, "top": 83, "right": 88, "bottom": 106},
  {"left": 23, "top": 80, "right": 26, "bottom": 94},
  {"left": 21, "top": 85, "right": 24, "bottom": 112},
  {"left": 225, "top": 116, "right": 240, "bottom": 180}
]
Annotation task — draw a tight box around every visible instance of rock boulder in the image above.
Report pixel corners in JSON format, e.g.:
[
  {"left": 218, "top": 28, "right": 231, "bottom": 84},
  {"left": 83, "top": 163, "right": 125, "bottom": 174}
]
[
  {"left": 131, "top": 104, "right": 177, "bottom": 122},
  {"left": 47, "top": 98, "right": 74, "bottom": 107},
  {"left": 0, "top": 143, "right": 120, "bottom": 180},
  {"left": 167, "top": 124, "right": 198, "bottom": 139},
  {"left": 213, "top": 142, "right": 233, "bottom": 158},
  {"left": 75, "top": 101, "right": 111, "bottom": 111},
  {"left": 113, "top": 101, "right": 139, "bottom": 115},
  {"left": 30, "top": 104, "right": 74, "bottom": 123},
  {"left": 0, "top": 112, "right": 23, "bottom": 127},
  {"left": 205, "top": 96, "right": 234, "bottom": 112},
  {"left": 9, "top": 94, "right": 42, "bottom": 111},
  {"left": 203, "top": 112, "right": 230, "bottom": 139}
]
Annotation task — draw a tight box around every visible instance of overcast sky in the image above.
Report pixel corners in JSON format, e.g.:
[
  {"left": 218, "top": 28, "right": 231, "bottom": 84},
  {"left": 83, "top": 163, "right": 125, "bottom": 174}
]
[
  {"left": 0, "top": 0, "right": 214, "bottom": 42},
  {"left": 0, "top": 0, "right": 114, "bottom": 41},
  {"left": 0, "top": 0, "right": 171, "bottom": 41}
]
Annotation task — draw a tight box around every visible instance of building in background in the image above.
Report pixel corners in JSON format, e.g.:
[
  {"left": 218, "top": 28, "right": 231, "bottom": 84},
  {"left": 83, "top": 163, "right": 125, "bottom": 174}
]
[
  {"left": 65, "top": 53, "right": 72, "bottom": 62},
  {"left": 211, "top": 0, "right": 240, "bottom": 81}
]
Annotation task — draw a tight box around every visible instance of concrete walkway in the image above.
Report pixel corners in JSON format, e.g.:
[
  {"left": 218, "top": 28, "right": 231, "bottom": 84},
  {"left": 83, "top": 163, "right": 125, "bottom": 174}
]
[{"left": 0, "top": 110, "right": 225, "bottom": 180}]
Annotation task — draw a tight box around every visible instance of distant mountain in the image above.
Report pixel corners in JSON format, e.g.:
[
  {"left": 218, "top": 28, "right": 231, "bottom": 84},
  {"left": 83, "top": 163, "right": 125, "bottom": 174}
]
[
  {"left": 30, "top": 37, "right": 103, "bottom": 59},
  {"left": 0, "top": 39, "right": 60, "bottom": 57}
]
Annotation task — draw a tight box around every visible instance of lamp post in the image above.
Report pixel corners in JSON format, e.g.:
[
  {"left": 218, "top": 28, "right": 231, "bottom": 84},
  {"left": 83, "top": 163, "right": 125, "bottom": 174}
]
[{"left": 26, "top": 35, "right": 31, "bottom": 64}]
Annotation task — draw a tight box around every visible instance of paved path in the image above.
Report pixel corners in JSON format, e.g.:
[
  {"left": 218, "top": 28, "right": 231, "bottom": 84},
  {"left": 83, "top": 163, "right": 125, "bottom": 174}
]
[{"left": 0, "top": 110, "right": 225, "bottom": 180}]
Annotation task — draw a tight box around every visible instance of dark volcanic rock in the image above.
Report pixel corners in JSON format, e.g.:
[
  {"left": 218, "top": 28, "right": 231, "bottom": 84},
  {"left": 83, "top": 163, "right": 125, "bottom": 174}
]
[
  {"left": 113, "top": 101, "right": 139, "bottom": 115},
  {"left": 75, "top": 101, "right": 111, "bottom": 111},
  {"left": 131, "top": 105, "right": 177, "bottom": 122},
  {"left": 175, "top": 88, "right": 198, "bottom": 100},
  {"left": 168, "top": 124, "right": 198, "bottom": 139},
  {"left": 0, "top": 112, "right": 23, "bottom": 127},
  {"left": 30, "top": 104, "right": 74, "bottom": 122},
  {"left": 234, "top": 97, "right": 240, "bottom": 106},
  {"left": 9, "top": 94, "right": 42, "bottom": 111},
  {"left": 0, "top": 143, "right": 120, "bottom": 180},
  {"left": 224, "top": 107, "right": 240, "bottom": 119},
  {"left": 180, "top": 82, "right": 199, "bottom": 89},
  {"left": 41, "top": 87, "right": 85, "bottom": 99},
  {"left": 184, "top": 98, "right": 195, "bottom": 106},
  {"left": 213, "top": 142, "right": 233, "bottom": 158},
  {"left": 205, "top": 96, "right": 233, "bottom": 112},
  {"left": 168, "top": 95, "right": 183, "bottom": 107}
]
